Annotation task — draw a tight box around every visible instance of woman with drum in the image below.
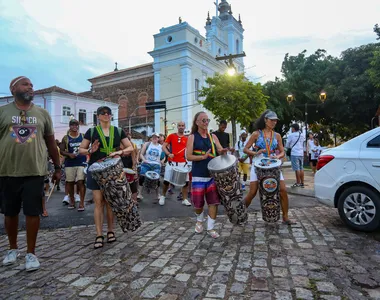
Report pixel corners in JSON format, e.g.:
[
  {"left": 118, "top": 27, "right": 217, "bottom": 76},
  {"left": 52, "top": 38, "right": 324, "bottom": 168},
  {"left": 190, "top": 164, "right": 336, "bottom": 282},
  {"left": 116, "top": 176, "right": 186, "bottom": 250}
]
[
  {"left": 186, "top": 111, "right": 228, "bottom": 238},
  {"left": 79, "top": 106, "right": 134, "bottom": 249},
  {"left": 243, "top": 110, "right": 296, "bottom": 225},
  {"left": 138, "top": 132, "right": 165, "bottom": 203}
]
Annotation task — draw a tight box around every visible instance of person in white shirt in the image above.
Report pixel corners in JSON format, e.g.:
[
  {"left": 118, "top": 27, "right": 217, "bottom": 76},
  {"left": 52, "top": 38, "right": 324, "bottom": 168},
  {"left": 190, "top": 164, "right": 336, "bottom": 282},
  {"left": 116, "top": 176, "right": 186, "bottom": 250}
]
[
  {"left": 286, "top": 123, "right": 305, "bottom": 187},
  {"left": 310, "top": 138, "right": 322, "bottom": 174},
  {"left": 306, "top": 132, "right": 315, "bottom": 171},
  {"left": 235, "top": 130, "right": 251, "bottom": 191}
]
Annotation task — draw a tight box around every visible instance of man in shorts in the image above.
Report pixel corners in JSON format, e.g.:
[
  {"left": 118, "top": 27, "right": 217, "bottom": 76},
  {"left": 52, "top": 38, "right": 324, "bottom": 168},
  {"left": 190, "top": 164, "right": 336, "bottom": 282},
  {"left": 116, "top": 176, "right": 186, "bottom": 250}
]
[
  {"left": 0, "top": 76, "right": 61, "bottom": 271},
  {"left": 286, "top": 123, "right": 305, "bottom": 187}
]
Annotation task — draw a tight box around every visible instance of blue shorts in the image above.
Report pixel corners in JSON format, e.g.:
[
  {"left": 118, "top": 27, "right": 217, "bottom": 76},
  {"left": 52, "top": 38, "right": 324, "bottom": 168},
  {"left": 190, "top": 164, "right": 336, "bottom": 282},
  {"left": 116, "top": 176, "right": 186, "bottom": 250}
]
[
  {"left": 140, "top": 163, "right": 161, "bottom": 176},
  {"left": 291, "top": 156, "right": 304, "bottom": 171}
]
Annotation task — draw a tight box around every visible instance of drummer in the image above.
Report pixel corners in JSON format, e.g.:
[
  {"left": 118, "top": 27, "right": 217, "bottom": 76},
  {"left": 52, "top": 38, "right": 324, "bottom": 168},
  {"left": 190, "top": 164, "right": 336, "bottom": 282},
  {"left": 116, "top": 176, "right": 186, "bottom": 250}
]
[
  {"left": 186, "top": 111, "right": 228, "bottom": 238},
  {"left": 159, "top": 121, "right": 191, "bottom": 206},
  {"left": 121, "top": 131, "right": 139, "bottom": 203},
  {"left": 138, "top": 132, "right": 165, "bottom": 203},
  {"left": 242, "top": 110, "right": 296, "bottom": 225},
  {"left": 79, "top": 106, "right": 134, "bottom": 249}
]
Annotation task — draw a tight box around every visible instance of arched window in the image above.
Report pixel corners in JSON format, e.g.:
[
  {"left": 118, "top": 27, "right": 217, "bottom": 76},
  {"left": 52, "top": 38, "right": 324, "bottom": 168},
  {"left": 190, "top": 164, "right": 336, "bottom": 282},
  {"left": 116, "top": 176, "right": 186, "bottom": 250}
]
[
  {"left": 118, "top": 96, "right": 128, "bottom": 122},
  {"left": 236, "top": 39, "right": 240, "bottom": 54},
  {"left": 138, "top": 92, "right": 149, "bottom": 116}
]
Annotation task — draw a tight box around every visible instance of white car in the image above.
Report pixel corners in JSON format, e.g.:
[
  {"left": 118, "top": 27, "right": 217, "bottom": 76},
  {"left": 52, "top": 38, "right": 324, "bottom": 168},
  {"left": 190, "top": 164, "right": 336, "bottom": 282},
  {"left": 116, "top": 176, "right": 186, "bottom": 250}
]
[{"left": 315, "top": 127, "right": 380, "bottom": 232}]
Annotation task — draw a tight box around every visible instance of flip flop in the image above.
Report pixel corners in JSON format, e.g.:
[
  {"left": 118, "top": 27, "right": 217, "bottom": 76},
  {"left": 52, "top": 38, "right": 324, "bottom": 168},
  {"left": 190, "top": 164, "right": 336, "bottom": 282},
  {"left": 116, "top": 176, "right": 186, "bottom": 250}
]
[
  {"left": 282, "top": 219, "right": 297, "bottom": 225},
  {"left": 77, "top": 207, "right": 85, "bottom": 212}
]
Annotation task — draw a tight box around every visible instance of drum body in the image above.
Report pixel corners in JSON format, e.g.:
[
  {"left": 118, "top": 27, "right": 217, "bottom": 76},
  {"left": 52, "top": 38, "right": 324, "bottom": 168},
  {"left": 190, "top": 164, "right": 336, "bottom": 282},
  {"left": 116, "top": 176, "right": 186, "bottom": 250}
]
[
  {"left": 123, "top": 168, "right": 136, "bottom": 183},
  {"left": 89, "top": 157, "right": 141, "bottom": 232},
  {"left": 170, "top": 167, "right": 188, "bottom": 187},
  {"left": 144, "top": 171, "right": 160, "bottom": 190},
  {"left": 208, "top": 154, "right": 248, "bottom": 225},
  {"left": 254, "top": 158, "right": 282, "bottom": 223}
]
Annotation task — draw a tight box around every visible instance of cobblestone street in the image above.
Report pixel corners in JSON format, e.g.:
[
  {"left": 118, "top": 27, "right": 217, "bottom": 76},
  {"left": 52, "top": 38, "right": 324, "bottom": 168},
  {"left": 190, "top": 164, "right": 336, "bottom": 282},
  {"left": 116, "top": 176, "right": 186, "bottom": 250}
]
[{"left": 1, "top": 206, "right": 380, "bottom": 300}]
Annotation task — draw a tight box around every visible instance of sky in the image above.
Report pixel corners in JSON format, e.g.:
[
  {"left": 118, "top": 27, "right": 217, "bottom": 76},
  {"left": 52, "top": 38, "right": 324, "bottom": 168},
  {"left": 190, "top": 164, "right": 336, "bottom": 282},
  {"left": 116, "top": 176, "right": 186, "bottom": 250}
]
[{"left": 0, "top": 0, "right": 379, "bottom": 96}]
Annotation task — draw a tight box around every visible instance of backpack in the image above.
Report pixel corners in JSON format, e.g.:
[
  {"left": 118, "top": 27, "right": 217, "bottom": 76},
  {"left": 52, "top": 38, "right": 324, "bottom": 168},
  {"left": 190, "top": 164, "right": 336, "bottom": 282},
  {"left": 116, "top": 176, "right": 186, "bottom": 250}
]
[{"left": 63, "top": 133, "right": 84, "bottom": 152}]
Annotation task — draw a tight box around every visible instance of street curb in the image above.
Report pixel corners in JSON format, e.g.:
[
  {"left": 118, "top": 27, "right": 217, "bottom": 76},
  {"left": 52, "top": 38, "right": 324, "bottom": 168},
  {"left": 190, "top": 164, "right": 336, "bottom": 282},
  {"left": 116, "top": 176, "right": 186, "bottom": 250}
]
[{"left": 286, "top": 186, "right": 315, "bottom": 198}]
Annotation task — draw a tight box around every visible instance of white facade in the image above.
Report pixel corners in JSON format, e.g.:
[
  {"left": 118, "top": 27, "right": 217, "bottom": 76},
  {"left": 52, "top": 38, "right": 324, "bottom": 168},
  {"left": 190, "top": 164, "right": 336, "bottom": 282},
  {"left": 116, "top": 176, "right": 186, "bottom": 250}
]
[
  {"left": 148, "top": 0, "right": 245, "bottom": 134},
  {"left": 0, "top": 90, "right": 119, "bottom": 141}
]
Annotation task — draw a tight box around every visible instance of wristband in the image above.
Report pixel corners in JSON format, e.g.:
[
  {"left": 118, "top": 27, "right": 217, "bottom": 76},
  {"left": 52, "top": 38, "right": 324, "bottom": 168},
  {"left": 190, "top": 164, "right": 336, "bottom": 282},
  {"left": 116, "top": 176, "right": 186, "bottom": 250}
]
[
  {"left": 54, "top": 164, "right": 61, "bottom": 170},
  {"left": 88, "top": 148, "right": 92, "bottom": 154}
]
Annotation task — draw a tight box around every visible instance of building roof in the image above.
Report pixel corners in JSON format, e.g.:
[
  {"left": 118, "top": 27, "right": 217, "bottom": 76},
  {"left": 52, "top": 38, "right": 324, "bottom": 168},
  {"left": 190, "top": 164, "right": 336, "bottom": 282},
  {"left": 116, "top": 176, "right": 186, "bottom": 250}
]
[
  {"left": 88, "top": 62, "right": 153, "bottom": 81},
  {"left": 34, "top": 85, "right": 78, "bottom": 96}
]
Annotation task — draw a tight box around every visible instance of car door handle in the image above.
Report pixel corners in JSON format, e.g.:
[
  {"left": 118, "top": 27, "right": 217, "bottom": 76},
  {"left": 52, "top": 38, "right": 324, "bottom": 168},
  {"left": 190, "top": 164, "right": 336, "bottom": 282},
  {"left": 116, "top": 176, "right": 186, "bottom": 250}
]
[{"left": 372, "top": 163, "right": 380, "bottom": 168}]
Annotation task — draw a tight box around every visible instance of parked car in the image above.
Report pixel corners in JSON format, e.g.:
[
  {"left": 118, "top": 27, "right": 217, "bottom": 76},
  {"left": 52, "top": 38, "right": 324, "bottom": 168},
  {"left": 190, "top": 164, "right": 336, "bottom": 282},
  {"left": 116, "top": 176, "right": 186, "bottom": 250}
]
[{"left": 315, "top": 127, "right": 380, "bottom": 232}]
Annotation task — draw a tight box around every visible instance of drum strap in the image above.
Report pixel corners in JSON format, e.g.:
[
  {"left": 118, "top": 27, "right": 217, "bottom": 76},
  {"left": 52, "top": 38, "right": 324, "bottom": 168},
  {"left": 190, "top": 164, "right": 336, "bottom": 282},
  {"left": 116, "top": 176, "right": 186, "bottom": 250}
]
[{"left": 96, "top": 125, "right": 115, "bottom": 155}]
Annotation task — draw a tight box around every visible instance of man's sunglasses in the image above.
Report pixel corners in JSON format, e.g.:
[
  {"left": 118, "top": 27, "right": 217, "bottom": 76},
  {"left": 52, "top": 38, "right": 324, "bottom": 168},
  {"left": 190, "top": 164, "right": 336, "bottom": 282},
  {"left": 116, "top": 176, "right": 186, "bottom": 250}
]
[{"left": 99, "top": 111, "right": 112, "bottom": 116}]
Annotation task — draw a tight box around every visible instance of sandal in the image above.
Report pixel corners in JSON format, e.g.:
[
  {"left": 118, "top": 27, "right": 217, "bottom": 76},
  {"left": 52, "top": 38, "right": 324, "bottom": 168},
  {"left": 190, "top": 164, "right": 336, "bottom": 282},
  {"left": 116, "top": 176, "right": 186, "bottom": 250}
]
[
  {"left": 282, "top": 219, "right": 297, "bottom": 225},
  {"left": 68, "top": 205, "right": 75, "bottom": 210},
  {"left": 107, "top": 231, "right": 116, "bottom": 243},
  {"left": 42, "top": 210, "right": 48, "bottom": 217},
  {"left": 94, "top": 236, "right": 104, "bottom": 249},
  {"left": 77, "top": 206, "right": 85, "bottom": 212},
  {"left": 207, "top": 229, "right": 220, "bottom": 239}
]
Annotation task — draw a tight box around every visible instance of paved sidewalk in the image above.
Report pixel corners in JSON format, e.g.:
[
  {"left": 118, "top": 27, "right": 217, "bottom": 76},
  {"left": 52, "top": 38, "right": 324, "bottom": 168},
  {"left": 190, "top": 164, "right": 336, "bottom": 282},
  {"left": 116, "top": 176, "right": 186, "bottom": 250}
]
[
  {"left": 282, "top": 167, "right": 315, "bottom": 198},
  {"left": 1, "top": 207, "right": 380, "bottom": 299}
]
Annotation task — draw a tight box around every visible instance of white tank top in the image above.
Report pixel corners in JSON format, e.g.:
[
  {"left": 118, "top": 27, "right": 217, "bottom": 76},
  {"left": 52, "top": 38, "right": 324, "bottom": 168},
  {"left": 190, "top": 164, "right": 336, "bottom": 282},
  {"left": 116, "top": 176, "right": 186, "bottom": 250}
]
[{"left": 145, "top": 142, "right": 162, "bottom": 165}]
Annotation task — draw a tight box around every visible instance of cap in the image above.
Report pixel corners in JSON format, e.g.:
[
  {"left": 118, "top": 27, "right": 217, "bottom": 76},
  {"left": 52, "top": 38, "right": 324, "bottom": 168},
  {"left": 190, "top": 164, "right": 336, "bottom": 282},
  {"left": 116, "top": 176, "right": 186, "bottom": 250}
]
[
  {"left": 240, "top": 130, "right": 247, "bottom": 135},
  {"left": 151, "top": 132, "right": 160, "bottom": 137},
  {"left": 97, "top": 106, "right": 112, "bottom": 115},
  {"left": 265, "top": 111, "right": 279, "bottom": 120},
  {"left": 69, "top": 119, "right": 79, "bottom": 125}
]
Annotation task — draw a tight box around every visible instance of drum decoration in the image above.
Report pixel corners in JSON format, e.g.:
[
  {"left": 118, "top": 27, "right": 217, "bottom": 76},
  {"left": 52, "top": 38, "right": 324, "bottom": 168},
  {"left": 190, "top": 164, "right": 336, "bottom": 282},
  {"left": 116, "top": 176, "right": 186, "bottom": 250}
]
[
  {"left": 208, "top": 154, "right": 248, "bottom": 225},
  {"left": 254, "top": 158, "right": 282, "bottom": 223},
  {"left": 144, "top": 171, "right": 160, "bottom": 191},
  {"left": 89, "top": 157, "right": 141, "bottom": 232}
]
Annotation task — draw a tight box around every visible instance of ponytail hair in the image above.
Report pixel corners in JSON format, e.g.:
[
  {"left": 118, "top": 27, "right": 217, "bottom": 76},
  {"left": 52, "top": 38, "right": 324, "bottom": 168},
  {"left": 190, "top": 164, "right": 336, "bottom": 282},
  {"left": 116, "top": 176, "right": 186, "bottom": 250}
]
[
  {"left": 254, "top": 109, "right": 271, "bottom": 131},
  {"left": 191, "top": 111, "right": 205, "bottom": 134}
]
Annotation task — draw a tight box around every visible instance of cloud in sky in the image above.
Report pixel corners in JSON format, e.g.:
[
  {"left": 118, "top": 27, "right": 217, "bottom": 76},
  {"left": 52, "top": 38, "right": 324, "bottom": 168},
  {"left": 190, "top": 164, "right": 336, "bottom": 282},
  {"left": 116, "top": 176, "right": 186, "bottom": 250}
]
[{"left": 0, "top": 0, "right": 379, "bottom": 94}]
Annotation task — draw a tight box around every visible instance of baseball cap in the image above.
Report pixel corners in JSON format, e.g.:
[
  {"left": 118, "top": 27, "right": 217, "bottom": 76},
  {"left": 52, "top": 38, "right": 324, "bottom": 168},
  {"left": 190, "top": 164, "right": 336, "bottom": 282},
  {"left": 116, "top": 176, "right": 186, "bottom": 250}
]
[
  {"left": 69, "top": 119, "right": 79, "bottom": 125},
  {"left": 151, "top": 132, "right": 160, "bottom": 137},
  {"left": 265, "top": 111, "right": 279, "bottom": 120},
  {"left": 240, "top": 130, "right": 247, "bottom": 135},
  {"left": 97, "top": 106, "right": 112, "bottom": 115}
]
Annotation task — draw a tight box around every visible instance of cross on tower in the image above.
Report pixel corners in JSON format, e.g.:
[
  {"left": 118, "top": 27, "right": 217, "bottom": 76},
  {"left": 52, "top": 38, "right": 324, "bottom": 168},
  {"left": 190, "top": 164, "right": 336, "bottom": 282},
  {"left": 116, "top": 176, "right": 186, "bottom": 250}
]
[
  {"left": 114, "top": 62, "right": 118, "bottom": 71},
  {"left": 214, "top": 0, "right": 219, "bottom": 17}
]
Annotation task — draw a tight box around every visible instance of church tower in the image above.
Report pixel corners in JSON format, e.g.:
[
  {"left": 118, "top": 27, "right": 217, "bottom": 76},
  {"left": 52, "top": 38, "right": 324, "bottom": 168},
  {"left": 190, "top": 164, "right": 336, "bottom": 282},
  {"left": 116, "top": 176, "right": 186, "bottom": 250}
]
[{"left": 205, "top": 0, "right": 245, "bottom": 72}]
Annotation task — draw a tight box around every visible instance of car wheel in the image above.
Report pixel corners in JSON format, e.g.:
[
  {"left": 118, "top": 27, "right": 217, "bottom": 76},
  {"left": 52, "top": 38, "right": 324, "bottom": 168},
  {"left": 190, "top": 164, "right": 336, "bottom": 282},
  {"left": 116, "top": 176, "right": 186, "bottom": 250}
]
[{"left": 337, "top": 186, "right": 380, "bottom": 232}]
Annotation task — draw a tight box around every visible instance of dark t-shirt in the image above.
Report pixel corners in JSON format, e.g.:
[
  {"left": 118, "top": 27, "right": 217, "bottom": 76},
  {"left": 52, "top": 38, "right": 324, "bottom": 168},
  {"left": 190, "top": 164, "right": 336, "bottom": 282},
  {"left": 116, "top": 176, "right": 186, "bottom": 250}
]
[
  {"left": 213, "top": 130, "right": 230, "bottom": 148},
  {"left": 84, "top": 126, "right": 126, "bottom": 164}
]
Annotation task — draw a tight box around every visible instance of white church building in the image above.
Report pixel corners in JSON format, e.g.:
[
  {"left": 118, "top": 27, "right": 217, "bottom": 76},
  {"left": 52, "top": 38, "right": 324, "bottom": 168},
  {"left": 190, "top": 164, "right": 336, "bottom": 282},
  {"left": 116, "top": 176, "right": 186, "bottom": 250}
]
[{"left": 148, "top": 0, "right": 245, "bottom": 133}]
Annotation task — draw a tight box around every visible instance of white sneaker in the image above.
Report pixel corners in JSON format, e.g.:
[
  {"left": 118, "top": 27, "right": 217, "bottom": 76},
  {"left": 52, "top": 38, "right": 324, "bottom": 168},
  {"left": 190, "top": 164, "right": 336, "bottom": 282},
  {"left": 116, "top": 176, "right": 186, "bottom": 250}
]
[
  {"left": 195, "top": 222, "right": 204, "bottom": 233},
  {"left": 3, "top": 249, "right": 19, "bottom": 266},
  {"left": 75, "top": 194, "right": 80, "bottom": 202},
  {"left": 159, "top": 195, "right": 165, "bottom": 206},
  {"left": 25, "top": 253, "right": 40, "bottom": 272},
  {"left": 62, "top": 195, "right": 69, "bottom": 205},
  {"left": 182, "top": 199, "right": 192, "bottom": 206}
]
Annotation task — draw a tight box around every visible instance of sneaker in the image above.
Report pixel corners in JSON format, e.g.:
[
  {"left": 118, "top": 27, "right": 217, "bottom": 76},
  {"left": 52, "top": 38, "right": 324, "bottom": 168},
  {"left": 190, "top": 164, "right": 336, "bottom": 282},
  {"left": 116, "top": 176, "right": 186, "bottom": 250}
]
[
  {"left": 300, "top": 183, "right": 305, "bottom": 188},
  {"left": 159, "top": 195, "right": 165, "bottom": 206},
  {"left": 291, "top": 183, "right": 301, "bottom": 188},
  {"left": 207, "top": 230, "right": 220, "bottom": 239},
  {"left": 62, "top": 195, "right": 69, "bottom": 205},
  {"left": 75, "top": 194, "right": 80, "bottom": 202},
  {"left": 25, "top": 253, "right": 40, "bottom": 272},
  {"left": 195, "top": 222, "right": 204, "bottom": 233},
  {"left": 182, "top": 199, "right": 192, "bottom": 206},
  {"left": 137, "top": 192, "right": 143, "bottom": 200},
  {"left": 2, "top": 249, "right": 19, "bottom": 266}
]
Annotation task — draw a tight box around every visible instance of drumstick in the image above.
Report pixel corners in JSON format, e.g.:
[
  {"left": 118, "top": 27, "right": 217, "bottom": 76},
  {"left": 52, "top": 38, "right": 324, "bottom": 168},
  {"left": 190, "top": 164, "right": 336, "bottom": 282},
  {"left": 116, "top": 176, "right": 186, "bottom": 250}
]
[
  {"left": 174, "top": 148, "right": 186, "bottom": 156},
  {"left": 46, "top": 183, "right": 56, "bottom": 203}
]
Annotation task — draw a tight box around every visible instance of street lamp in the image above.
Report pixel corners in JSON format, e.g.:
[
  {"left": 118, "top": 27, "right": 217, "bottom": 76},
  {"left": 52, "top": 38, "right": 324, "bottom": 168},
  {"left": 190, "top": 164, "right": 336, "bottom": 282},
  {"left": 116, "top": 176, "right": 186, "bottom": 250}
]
[
  {"left": 286, "top": 91, "right": 327, "bottom": 141},
  {"left": 227, "top": 66, "right": 237, "bottom": 76}
]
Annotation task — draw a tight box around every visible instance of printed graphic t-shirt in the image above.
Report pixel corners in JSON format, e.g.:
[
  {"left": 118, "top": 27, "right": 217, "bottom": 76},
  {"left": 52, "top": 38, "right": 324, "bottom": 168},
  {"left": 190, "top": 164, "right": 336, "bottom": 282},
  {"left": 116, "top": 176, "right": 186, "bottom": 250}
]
[
  {"left": 0, "top": 102, "right": 54, "bottom": 177},
  {"left": 165, "top": 133, "right": 187, "bottom": 163}
]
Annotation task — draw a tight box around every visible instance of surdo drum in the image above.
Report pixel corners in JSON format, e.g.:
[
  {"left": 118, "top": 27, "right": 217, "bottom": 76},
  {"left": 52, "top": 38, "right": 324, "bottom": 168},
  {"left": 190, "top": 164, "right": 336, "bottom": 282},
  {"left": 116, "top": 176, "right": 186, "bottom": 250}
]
[
  {"left": 254, "top": 158, "right": 282, "bottom": 223},
  {"left": 208, "top": 154, "right": 248, "bottom": 225},
  {"left": 169, "top": 166, "right": 189, "bottom": 187},
  {"left": 89, "top": 157, "right": 141, "bottom": 232},
  {"left": 144, "top": 171, "right": 160, "bottom": 191}
]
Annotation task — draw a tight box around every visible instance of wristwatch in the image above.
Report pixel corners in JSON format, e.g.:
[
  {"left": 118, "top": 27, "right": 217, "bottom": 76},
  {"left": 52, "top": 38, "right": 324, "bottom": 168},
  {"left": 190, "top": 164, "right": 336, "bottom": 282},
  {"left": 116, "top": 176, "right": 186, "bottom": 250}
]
[
  {"left": 88, "top": 148, "right": 92, "bottom": 154},
  {"left": 54, "top": 164, "right": 61, "bottom": 170}
]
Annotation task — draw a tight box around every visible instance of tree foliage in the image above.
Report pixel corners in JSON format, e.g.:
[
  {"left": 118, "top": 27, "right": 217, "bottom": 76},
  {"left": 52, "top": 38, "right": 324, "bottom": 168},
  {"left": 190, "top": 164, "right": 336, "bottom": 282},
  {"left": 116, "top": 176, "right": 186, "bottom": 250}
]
[
  {"left": 199, "top": 73, "right": 268, "bottom": 144},
  {"left": 369, "top": 24, "right": 380, "bottom": 88}
]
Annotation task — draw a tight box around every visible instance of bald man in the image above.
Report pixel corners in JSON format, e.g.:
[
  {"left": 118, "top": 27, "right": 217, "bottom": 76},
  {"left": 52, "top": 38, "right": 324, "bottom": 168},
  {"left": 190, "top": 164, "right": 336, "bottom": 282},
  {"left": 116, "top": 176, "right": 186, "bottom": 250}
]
[
  {"left": 160, "top": 121, "right": 191, "bottom": 206},
  {"left": 0, "top": 77, "right": 61, "bottom": 271}
]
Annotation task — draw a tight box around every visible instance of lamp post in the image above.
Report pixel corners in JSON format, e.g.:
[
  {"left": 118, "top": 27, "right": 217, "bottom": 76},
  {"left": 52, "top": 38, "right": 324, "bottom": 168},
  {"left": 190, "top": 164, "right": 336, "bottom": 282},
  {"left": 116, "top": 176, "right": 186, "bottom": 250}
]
[{"left": 286, "top": 91, "right": 327, "bottom": 141}]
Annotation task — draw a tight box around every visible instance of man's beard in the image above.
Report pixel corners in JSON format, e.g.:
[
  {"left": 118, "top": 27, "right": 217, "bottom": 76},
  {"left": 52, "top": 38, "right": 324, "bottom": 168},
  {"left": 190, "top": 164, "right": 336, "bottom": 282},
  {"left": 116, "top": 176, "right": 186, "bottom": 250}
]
[{"left": 16, "top": 92, "right": 34, "bottom": 102}]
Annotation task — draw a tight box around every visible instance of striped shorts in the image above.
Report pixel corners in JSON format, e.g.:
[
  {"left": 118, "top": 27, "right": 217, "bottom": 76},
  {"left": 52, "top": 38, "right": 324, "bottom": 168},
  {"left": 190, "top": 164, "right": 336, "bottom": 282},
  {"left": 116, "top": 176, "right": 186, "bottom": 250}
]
[{"left": 191, "top": 178, "right": 220, "bottom": 209}]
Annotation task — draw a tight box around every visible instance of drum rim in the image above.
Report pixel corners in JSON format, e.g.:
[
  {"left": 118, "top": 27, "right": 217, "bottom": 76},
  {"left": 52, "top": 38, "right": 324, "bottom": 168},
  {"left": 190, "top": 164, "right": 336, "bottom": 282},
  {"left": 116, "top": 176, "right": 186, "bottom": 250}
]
[
  {"left": 146, "top": 171, "right": 159, "bottom": 179},
  {"left": 207, "top": 154, "right": 237, "bottom": 171},
  {"left": 254, "top": 158, "right": 282, "bottom": 169},
  {"left": 123, "top": 168, "right": 136, "bottom": 174}
]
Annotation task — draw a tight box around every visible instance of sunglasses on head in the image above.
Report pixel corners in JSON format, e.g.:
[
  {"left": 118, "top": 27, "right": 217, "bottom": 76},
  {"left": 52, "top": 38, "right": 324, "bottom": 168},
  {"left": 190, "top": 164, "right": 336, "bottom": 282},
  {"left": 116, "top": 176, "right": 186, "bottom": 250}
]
[
  {"left": 20, "top": 110, "right": 27, "bottom": 125},
  {"left": 178, "top": 137, "right": 181, "bottom": 143},
  {"left": 201, "top": 118, "right": 210, "bottom": 124},
  {"left": 99, "top": 111, "right": 111, "bottom": 116}
]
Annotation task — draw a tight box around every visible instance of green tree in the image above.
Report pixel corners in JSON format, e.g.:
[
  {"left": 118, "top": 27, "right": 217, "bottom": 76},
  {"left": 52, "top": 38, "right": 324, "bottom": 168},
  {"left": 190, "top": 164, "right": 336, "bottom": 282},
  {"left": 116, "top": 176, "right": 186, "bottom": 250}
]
[
  {"left": 368, "top": 24, "right": 380, "bottom": 88},
  {"left": 199, "top": 73, "right": 268, "bottom": 145}
]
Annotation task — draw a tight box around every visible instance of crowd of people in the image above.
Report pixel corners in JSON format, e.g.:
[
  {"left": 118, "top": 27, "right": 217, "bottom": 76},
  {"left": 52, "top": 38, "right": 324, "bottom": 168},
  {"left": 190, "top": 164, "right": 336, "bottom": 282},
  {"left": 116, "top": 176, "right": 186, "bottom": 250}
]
[{"left": 1, "top": 76, "right": 304, "bottom": 272}]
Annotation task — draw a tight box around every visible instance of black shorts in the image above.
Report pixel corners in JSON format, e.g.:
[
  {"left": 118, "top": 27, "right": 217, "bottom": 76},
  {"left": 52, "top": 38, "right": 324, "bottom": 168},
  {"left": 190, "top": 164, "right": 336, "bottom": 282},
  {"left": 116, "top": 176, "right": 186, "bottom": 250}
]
[
  {"left": 0, "top": 176, "right": 44, "bottom": 217},
  {"left": 129, "top": 181, "right": 137, "bottom": 194},
  {"left": 310, "top": 159, "right": 318, "bottom": 167}
]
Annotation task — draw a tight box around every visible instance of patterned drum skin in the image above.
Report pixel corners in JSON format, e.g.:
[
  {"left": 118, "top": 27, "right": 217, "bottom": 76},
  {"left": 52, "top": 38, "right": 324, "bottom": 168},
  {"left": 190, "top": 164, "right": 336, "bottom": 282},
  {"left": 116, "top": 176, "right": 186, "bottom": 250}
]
[
  {"left": 89, "top": 157, "right": 141, "bottom": 232},
  {"left": 144, "top": 171, "right": 160, "bottom": 191},
  {"left": 208, "top": 154, "right": 248, "bottom": 225},
  {"left": 254, "top": 158, "right": 282, "bottom": 223}
]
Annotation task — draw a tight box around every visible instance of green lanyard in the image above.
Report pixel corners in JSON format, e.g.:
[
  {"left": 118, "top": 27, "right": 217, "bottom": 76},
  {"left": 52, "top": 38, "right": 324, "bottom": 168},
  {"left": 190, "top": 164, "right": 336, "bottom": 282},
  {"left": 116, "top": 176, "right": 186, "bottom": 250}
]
[{"left": 96, "top": 125, "right": 115, "bottom": 155}]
